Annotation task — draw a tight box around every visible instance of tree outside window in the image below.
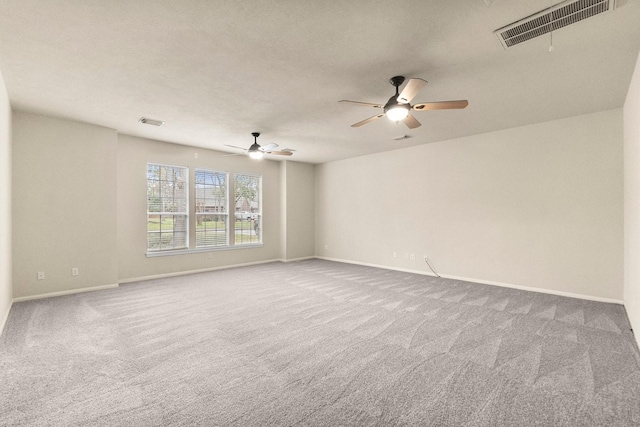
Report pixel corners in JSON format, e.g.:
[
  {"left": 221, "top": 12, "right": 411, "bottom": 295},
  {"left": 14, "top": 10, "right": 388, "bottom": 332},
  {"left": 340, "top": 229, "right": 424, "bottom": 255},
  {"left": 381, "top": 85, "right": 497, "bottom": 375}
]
[
  {"left": 195, "top": 169, "right": 228, "bottom": 248},
  {"left": 147, "top": 163, "right": 188, "bottom": 251},
  {"left": 234, "top": 174, "right": 261, "bottom": 245}
]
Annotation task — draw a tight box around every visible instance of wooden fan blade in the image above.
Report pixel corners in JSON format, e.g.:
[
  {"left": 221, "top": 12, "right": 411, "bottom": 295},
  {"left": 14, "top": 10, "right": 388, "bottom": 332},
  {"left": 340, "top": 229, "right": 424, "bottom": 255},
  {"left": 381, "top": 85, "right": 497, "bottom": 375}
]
[
  {"left": 351, "top": 113, "right": 385, "bottom": 127},
  {"left": 339, "top": 100, "right": 383, "bottom": 109},
  {"left": 223, "top": 144, "right": 247, "bottom": 151},
  {"left": 413, "top": 100, "right": 469, "bottom": 111},
  {"left": 397, "top": 78, "right": 427, "bottom": 104},
  {"left": 260, "top": 142, "right": 279, "bottom": 152},
  {"left": 402, "top": 114, "right": 421, "bottom": 129},
  {"left": 266, "top": 151, "right": 293, "bottom": 156}
]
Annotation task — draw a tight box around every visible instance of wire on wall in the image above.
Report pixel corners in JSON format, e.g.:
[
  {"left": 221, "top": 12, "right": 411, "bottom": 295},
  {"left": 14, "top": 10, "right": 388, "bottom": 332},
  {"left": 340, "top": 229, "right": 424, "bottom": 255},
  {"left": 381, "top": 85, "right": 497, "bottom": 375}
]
[{"left": 424, "top": 257, "right": 441, "bottom": 278}]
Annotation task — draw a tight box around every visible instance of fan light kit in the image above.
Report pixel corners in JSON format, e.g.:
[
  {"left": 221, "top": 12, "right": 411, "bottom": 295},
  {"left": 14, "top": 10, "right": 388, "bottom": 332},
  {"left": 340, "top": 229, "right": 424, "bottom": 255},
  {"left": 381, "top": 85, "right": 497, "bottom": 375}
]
[
  {"left": 384, "top": 76, "right": 411, "bottom": 122},
  {"left": 386, "top": 106, "right": 409, "bottom": 121},
  {"left": 224, "top": 133, "right": 294, "bottom": 160},
  {"left": 386, "top": 107, "right": 409, "bottom": 121},
  {"left": 248, "top": 136, "right": 264, "bottom": 160},
  {"left": 339, "top": 76, "right": 468, "bottom": 129}
]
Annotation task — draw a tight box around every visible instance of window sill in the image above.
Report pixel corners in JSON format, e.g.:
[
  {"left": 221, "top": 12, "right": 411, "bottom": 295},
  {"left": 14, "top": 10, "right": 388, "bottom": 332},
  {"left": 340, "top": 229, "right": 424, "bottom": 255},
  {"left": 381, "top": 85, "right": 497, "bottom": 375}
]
[{"left": 146, "top": 243, "right": 263, "bottom": 258}]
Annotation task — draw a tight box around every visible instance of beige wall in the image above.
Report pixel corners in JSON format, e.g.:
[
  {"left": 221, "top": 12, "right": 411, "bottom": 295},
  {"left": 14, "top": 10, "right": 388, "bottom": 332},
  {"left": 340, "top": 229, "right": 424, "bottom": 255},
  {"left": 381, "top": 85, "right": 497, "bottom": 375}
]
[
  {"left": 0, "top": 69, "right": 11, "bottom": 333},
  {"left": 117, "top": 134, "right": 285, "bottom": 282},
  {"left": 10, "top": 113, "right": 314, "bottom": 297},
  {"left": 624, "top": 51, "right": 640, "bottom": 346},
  {"left": 281, "top": 161, "right": 315, "bottom": 260},
  {"left": 316, "top": 109, "right": 624, "bottom": 301},
  {"left": 7, "top": 106, "right": 628, "bottom": 307},
  {"left": 12, "top": 112, "right": 118, "bottom": 299}
]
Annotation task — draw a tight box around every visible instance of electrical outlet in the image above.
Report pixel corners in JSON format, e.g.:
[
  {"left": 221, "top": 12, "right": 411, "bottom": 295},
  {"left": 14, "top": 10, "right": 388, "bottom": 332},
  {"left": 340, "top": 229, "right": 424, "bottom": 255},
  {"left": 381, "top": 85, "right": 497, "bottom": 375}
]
[
  {"left": 72, "top": 267, "right": 79, "bottom": 276},
  {"left": 324, "top": 244, "right": 328, "bottom": 250},
  {"left": 393, "top": 252, "right": 397, "bottom": 258},
  {"left": 410, "top": 253, "right": 416, "bottom": 261},
  {"left": 37, "top": 271, "right": 45, "bottom": 280}
]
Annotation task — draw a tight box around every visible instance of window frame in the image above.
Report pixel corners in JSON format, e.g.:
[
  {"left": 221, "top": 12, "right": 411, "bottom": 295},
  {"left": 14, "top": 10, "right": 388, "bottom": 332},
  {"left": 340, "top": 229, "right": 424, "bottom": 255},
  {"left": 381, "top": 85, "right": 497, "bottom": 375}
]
[
  {"left": 146, "top": 167, "right": 264, "bottom": 257},
  {"left": 195, "top": 169, "right": 229, "bottom": 249},
  {"left": 146, "top": 162, "right": 189, "bottom": 253},
  {"left": 234, "top": 173, "right": 263, "bottom": 246}
]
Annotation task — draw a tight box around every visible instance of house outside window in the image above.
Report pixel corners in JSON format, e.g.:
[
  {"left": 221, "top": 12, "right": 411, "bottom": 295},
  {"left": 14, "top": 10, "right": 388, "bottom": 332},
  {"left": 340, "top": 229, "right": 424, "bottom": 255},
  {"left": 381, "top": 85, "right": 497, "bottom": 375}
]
[
  {"left": 146, "top": 166, "right": 262, "bottom": 255},
  {"left": 195, "top": 169, "right": 228, "bottom": 248},
  {"left": 234, "top": 173, "right": 261, "bottom": 245}
]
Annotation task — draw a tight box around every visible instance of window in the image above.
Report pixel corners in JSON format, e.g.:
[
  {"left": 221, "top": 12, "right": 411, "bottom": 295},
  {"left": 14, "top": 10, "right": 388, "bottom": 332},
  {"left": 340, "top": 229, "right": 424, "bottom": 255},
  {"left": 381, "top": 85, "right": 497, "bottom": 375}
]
[
  {"left": 234, "top": 173, "right": 261, "bottom": 245},
  {"left": 195, "top": 169, "right": 228, "bottom": 248},
  {"left": 145, "top": 166, "right": 262, "bottom": 255},
  {"left": 147, "top": 163, "right": 188, "bottom": 251}
]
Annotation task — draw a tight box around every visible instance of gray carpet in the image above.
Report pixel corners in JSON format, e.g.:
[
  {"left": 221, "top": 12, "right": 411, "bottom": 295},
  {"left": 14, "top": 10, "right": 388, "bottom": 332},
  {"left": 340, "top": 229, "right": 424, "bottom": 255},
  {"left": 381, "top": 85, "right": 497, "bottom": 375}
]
[{"left": 1, "top": 259, "right": 640, "bottom": 426}]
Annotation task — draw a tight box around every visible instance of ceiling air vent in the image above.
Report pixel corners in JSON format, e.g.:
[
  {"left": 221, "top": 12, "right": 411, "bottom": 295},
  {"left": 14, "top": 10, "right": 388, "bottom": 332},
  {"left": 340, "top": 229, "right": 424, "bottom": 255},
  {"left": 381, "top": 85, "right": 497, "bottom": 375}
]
[
  {"left": 494, "top": 0, "right": 616, "bottom": 49},
  {"left": 139, "top": 117, "right": 164, "bottom": 127}
]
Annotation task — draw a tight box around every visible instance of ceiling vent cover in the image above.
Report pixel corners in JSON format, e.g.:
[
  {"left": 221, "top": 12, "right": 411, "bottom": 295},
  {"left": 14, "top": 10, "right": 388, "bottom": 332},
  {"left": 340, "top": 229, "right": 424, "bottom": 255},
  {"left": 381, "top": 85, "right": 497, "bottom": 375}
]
[
  {"left": 139, "top": 117, "right": 165, "bottom": 127},
  {"left": 494, "top": 0, "right": 616, "bottom": 49}
]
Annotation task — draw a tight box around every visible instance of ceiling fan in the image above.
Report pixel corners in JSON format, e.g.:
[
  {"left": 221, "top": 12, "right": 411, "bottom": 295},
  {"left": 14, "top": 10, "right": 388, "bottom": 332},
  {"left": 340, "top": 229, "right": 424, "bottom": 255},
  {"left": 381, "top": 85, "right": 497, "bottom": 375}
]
[
  {"left": 339, "top": 76, "right": 468, "bottom": 129},
  {"left": 224, "top": 132, "right": 294, "bottom": 159}
]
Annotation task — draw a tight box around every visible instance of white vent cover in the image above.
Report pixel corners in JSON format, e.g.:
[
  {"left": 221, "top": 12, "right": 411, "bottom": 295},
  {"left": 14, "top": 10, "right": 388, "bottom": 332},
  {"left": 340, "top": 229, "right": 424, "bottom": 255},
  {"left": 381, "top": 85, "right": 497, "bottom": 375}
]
[
  {"left": 494, "top": 0, "right": 616, "bottom": 49},
  {"left": 139, "top": 117, "right": 165, "bottom": 126}
]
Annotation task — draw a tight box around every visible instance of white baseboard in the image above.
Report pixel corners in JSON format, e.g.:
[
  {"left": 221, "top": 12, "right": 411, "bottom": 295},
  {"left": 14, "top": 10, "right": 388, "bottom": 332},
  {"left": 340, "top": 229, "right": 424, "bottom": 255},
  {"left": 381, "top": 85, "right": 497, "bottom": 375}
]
[
  {"left": 279, "top": 256, "right": 316, "bottom": 263},
  {"left": 625, "top": 300, "right": 640, "bottom": 350},
  {"left": 440, "top": 273, "right": 623, "bottom": 305},
  {"left": 9, "top": 257, "right": 623, "bottom": 307},
  {"left": 318, "top": 256, "right": 443, "bottom": 278},
  {"left": 315, "top": 256, "right": 624, "bottom": 305},
  {"left": 0, "top": 299, "right": 12, "bottom": 337},
  {"left": 12, "top": 283, "right": 120, "bottom": 303},
  {"left": 118, "top": 258, "right": 282, "bottom": 284}
]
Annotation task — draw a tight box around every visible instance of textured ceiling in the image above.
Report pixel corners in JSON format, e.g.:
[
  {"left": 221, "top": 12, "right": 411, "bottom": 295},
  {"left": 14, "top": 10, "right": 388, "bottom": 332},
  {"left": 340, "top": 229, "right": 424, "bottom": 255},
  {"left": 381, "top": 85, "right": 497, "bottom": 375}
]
[{"left": 0, "top": 0, "right": 639, "bottom": 164}]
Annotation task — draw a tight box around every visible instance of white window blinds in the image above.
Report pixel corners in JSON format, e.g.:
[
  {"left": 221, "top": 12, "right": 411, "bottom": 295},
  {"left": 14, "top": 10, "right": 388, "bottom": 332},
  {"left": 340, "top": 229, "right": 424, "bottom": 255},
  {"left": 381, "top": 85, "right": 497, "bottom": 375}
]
[
  {"left": 147, "top": 163, "right": 189, "bottom": 251},
  {"left": 234, "top": 173, "right": 262, "bottom": 245},
  {"left": 195, "top": 169, "right": 228, "bottom": 248}
]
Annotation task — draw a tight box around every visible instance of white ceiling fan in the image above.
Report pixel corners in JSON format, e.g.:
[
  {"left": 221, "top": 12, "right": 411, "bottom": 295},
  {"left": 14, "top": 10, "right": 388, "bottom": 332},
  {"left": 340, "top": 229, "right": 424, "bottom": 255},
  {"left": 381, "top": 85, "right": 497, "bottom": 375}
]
[
  {"left": 224, "top": 132, "right": 294, "bottom": 160},
  {"left": 339, "top": 76, "right": 468, "bottom": 129}
]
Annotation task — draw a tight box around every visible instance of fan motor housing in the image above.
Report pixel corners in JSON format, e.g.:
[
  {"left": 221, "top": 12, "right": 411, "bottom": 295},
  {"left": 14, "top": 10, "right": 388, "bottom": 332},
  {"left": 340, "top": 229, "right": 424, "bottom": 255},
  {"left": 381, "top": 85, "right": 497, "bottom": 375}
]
[{"left": 384, "top": 95, "right": 409, "bottom": 115}]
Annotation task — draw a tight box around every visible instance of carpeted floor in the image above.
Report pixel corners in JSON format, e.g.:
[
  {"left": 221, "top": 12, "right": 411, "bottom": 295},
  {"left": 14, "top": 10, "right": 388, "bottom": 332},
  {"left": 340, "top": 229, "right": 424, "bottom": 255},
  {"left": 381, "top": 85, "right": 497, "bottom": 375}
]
[{"left": 1, "top": 259, "right": 639, "bottom": 426}]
